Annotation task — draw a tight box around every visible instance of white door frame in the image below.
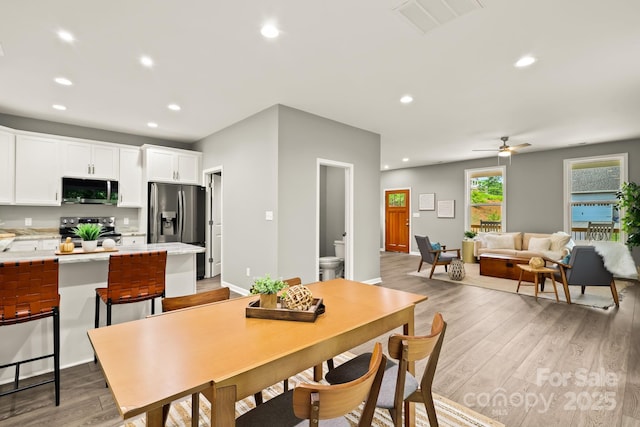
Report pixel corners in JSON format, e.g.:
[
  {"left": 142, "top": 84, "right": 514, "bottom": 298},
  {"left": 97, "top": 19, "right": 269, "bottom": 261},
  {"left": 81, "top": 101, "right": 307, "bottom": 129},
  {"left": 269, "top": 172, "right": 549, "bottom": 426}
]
[
  {"left": 203, "top": 166, "right": 223, "bottom": 280},
  {"left": 317, "top": 158, "right": 354, "bottom": 281}
]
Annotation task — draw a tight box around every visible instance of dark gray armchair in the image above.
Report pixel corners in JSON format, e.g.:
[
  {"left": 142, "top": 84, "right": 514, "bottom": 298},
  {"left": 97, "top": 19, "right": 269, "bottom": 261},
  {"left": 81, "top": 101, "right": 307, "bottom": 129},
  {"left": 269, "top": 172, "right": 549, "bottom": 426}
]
[
  {"left": 415, "top": 235, "right": 461, "bottom": 279},
  {"left": 546, "top": 246, "right": 619, "bottom": 307}
]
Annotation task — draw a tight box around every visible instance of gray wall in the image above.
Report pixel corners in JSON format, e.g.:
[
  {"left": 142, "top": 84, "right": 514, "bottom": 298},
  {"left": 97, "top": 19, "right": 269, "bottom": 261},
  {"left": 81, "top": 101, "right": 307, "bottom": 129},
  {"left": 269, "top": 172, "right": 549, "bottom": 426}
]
[
  {"left": 277, "top": 105, "right": 380, "bottom": 283},
  {"left": 196, "top": 104, "right": 381, "bottom": 290},
  {"left": 381, "top": 138, "right": 640, "bottom": 261},
  {"left": 0, "top": 113, "right": 192, "bottom": 149},
  {"left": 195, "top": 106, "right": 279, "bottom": 289}
]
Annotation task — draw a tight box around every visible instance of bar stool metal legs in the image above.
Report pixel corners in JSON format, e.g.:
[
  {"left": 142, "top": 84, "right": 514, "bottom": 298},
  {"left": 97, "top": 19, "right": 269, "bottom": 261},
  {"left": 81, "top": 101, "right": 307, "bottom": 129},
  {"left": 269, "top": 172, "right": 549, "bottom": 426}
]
[{"left": 0, "top": 259, "right": 61, "bottom": 406}]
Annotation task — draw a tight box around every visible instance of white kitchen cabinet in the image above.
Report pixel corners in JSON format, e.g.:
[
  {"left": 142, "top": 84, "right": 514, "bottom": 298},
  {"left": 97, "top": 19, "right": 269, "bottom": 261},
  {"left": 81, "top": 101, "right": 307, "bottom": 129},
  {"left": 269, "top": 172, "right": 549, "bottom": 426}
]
[
  {"left": 144, "top": 146, "right": 201, "bottom": 185},
  {"left": 118, "top": 147, "right": 143, "bottom": 207},
  {"left": 7, "top": 238, "right": 62, "bottom": 252},
  {"left": 121, "top": 235, "right": 145, "bottom": 246},
  {"left": 0, "top": 131, "right": 15, "bottom": 204},
  {"left": 15, "top": 135, "right": 61, "bottom": 206},
  {"left": 62, "top": 141, "right": 118, "bottom": 179}
]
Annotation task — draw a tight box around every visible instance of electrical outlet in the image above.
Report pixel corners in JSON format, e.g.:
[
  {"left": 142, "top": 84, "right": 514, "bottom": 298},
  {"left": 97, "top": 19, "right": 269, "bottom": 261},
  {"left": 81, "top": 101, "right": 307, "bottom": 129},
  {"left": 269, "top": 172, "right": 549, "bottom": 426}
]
[
  {"left": 123, "top": 217, "right": 129, "bottom": 225},
  {"left": 25, "top": 217, "right": 32, "bottom": 226},
  {"left": 246, "top": 267, "right": 251, "bottom": 277}
]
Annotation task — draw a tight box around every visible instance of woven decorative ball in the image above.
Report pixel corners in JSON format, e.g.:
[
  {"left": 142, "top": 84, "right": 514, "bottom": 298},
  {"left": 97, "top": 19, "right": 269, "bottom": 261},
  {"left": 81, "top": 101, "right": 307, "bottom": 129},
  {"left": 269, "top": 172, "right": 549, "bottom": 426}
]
[
  {"left": 281, "top": 285, "right": 313, "bottom": 311},
  {"left": 529, "top": 256, "right": 544, "bottom": 269}
]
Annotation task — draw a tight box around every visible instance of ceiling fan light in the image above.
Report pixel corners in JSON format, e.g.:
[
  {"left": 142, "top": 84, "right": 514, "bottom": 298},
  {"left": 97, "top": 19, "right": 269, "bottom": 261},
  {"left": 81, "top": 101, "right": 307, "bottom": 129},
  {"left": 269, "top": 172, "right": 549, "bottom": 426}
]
[{"left": 498, "top": 150, "right": 511, "bottom": 157}]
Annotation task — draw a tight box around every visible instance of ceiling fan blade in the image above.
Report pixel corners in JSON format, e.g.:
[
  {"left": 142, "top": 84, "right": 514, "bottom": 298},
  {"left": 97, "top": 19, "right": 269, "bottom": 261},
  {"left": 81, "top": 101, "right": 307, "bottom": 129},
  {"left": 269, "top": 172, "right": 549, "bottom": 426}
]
[
  {"left": 472, "top": 149, "right": 500, "bottom": 152},
  {"left": 509, "top": 142, "right": 531, "bottom": 150}
]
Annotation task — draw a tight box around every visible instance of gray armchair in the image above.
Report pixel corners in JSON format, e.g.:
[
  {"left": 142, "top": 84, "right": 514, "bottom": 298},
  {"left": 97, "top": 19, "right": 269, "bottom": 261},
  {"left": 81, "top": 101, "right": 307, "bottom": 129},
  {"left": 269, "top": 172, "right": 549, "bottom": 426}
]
[
  {"left": 546, "top": 246, "right": 619, "bottom": 307},
  {"left": 415, "top": 235, "right": 461, "bottom": 279}
]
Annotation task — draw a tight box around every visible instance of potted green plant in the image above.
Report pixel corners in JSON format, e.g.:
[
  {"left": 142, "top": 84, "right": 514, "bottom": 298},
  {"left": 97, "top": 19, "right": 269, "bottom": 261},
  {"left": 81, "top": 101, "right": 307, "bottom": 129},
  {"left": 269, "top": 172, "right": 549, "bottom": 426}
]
[
  {"left": 617, "top": 181, "right": 640, "bottom": 250},
  {"left": 72, "top": 223, "right": 103, "bottom": 252},
  {"left": 250, "top": 274, "right": 288, "bottom": 309},
  {"left": 464, "top": 230, "right": 477, "bottom": 240}
]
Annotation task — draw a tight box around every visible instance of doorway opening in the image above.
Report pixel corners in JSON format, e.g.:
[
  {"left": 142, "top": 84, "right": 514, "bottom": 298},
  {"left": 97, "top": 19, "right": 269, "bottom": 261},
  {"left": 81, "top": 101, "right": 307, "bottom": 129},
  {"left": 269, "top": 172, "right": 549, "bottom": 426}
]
[
  {"left": 204, "top": 166, "right": 223, "bottom": 280},
  {"left": 317, "top": 159, "right": 353, "bottom": 282}
]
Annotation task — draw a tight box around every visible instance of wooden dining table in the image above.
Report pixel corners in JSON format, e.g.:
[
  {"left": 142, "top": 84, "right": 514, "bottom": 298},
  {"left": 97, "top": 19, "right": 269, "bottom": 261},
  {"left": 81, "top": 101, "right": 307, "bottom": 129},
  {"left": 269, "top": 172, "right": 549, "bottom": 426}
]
[{"left": 88, "top": 278, "right": 428, "bottom": 426}]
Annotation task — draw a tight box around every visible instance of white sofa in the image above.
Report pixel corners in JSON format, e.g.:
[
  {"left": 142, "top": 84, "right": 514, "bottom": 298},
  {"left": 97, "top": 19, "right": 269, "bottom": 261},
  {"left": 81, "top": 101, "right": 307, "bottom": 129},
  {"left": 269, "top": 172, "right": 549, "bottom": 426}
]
[{"left": 473, "top": 231, "right": 572, "bottom": 261}]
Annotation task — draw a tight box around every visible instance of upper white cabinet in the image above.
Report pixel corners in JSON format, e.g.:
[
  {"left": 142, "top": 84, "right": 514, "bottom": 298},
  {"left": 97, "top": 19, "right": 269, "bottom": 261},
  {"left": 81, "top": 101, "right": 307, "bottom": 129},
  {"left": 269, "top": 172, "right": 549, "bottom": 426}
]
[
  {"left": 118, "top": 147, "right": 143, "bottom": 207},
  {"left": 15, "top": 135, "right": 61, "bottom": 206},
  {"left": 62, "top": 141, "right": 118, "bottom": 179},
  {"left": 143, "top": 146, "right": 201, "bottom": 185},
  {"left": 0, "top": 131, "right": 15, "bottom": 204}
]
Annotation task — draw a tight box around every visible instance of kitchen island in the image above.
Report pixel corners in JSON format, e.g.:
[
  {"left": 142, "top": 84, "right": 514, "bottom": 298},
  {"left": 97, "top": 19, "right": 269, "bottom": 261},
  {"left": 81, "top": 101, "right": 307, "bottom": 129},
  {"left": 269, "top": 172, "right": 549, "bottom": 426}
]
[{"left": 0, "top": 242, "right": 205, "bottom": 384}]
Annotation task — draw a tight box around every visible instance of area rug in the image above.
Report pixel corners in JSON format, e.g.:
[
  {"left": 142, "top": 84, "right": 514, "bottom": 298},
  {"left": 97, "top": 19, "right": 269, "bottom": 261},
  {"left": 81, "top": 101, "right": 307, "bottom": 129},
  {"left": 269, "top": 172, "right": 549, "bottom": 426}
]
[
  {"left": 409, "top": 263, "right": 634, "bottom": 309},
  {"left": 123, "top": 352, "right": 503, "bottom": 427}
]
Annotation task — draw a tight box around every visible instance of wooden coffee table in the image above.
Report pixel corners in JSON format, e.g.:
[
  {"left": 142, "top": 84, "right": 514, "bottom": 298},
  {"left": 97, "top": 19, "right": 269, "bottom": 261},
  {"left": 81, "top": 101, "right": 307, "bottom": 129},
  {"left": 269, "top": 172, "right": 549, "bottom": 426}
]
[
  {"left": 479, "top": 254, "right": 535, "bottom": 282},
  {"left": 516, "top": 264, "right": 560, "bottom": 302}
]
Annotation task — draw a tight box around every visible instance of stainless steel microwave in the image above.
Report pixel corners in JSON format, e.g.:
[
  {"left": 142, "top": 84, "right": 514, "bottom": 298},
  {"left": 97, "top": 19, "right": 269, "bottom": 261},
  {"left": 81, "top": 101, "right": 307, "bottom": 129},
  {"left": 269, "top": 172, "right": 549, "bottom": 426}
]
[{"left": 62, "top": 177, "right": 119, "bottom": 205}]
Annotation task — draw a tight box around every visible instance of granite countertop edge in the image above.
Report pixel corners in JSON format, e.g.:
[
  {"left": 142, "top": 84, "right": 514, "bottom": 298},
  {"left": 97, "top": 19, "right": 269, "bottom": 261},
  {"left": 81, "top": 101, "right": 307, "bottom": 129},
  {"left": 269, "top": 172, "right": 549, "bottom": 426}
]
[{"left": 0, "top": 242, "right": 205, "bottom": 264}]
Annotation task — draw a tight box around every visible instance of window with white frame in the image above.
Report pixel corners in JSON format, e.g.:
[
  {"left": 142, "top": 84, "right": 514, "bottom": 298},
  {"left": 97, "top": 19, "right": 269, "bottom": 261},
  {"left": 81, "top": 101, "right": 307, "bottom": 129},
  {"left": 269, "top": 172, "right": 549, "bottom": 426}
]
[
  {"left": 563, "top": 153, "right": 627, "bottom": 241},
  {"left": 465, "top": 166, "right": 506, "bottom": 232}
]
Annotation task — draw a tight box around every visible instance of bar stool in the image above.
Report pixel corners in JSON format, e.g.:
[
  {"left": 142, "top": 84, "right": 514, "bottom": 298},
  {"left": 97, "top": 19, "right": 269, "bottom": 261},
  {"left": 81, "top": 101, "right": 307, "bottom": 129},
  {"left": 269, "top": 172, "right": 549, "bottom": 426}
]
[
  {"left": 0, "top": 258, "right": 60, "bottom": 406},
  {"left": 95, "top": 251, "right": 167, "bottom": 330}
]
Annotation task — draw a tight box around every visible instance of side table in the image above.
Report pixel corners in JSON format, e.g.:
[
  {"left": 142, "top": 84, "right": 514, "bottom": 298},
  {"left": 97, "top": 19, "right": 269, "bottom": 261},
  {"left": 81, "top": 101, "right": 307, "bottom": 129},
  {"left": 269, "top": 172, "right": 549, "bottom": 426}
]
[
  {"left": 516, "top": 264, "right": 560, "bottom": 302},
  {"left": 462, "top": 240, "right": 475, "bottom": 263}
]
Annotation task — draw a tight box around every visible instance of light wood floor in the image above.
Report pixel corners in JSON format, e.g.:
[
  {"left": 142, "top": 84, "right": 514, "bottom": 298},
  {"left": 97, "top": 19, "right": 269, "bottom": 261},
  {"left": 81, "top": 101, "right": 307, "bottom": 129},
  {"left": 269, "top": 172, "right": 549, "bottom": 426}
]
[{"left": 1, "top": 251, "right": 639, "bottom": 426}]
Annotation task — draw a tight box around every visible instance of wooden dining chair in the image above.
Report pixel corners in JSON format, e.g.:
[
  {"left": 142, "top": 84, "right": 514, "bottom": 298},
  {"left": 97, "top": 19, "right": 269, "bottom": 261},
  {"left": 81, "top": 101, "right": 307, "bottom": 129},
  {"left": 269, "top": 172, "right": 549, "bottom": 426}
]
[
  {"left": 0, "top": 259, "right": 61, "bottom": 406},
  {"left": 161, "top": 286, "right": 231, "bottom": 426},
  {"left": 161, "top": 287, "right": 230, "bottom": 312},
  {"left": 325, "top": 313, "right": 447, "bottom": 427},
  {"left": 236, "top": 342, "right": 387, "bottom": 427}
]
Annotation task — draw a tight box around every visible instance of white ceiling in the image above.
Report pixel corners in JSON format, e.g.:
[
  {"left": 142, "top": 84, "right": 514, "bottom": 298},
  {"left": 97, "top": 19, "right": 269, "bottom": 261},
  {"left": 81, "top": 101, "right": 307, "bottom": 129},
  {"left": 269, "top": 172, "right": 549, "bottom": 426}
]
[{"left": 1, "top": 0, "right": 639, "bottom": 170}]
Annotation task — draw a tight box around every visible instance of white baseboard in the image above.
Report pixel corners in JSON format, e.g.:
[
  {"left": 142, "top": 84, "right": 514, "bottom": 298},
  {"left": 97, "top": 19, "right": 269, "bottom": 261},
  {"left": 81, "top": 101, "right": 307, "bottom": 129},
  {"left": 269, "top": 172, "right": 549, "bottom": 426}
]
[
  {"left": 361, "top": 277, "right": 382, "bottom": 285},
  {"left": 223, "top": 281, "right": 250, "bottom": 296}
]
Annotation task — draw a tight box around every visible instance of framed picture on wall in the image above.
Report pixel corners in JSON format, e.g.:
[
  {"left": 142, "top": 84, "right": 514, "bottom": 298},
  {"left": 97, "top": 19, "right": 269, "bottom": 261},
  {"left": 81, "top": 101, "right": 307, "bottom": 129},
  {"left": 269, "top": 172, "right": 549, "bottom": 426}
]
[
  {"left": 419, "top": 193, "right": 435, "bottom": 211},
  {"left": 437, "top": 200, "right": 455, "bottom": 218}
]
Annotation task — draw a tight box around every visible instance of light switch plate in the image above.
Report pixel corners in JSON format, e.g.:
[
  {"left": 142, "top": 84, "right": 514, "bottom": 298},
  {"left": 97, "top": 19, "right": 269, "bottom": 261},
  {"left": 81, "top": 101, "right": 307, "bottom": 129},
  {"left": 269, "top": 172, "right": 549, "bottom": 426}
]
[
  {"left": 265, "top": 211, "right": 273, "bottom": 221},
  {"left": 25, "top": 217, "right": 32, "bottom": 226},
  {"left": 413, "top": 212, "right": 420, "bottom": 217},
  {"left": 123, "top": 217, "right": 130, "bottom": 225}
]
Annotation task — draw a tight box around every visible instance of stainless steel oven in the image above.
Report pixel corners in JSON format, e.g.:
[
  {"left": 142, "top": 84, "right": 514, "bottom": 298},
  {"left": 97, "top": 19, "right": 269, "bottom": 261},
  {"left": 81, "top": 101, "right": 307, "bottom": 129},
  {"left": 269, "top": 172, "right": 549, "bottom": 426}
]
[{"left": 59, "top": 216, "right": 122, "bottom": 247}]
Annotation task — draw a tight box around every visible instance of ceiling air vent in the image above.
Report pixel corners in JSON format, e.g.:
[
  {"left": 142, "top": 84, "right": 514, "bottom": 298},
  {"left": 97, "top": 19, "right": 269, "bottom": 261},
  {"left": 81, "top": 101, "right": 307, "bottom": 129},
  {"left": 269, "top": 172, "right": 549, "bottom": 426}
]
[{"left": 395, "top": 0, "right": 484, "bottom": 34}]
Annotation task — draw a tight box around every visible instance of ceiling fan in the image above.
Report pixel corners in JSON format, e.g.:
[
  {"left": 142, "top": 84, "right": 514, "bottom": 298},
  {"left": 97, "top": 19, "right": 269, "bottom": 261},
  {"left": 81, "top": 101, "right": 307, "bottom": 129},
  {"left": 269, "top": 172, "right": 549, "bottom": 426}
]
[{"left": 473, "top": 136, "right": 531, "bottom": 158}]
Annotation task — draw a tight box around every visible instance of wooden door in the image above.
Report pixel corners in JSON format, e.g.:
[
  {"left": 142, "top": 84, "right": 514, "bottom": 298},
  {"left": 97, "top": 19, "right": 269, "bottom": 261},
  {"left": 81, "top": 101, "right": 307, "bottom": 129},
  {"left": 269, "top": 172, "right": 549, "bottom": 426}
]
[{"left": 385, "top": 189, "right": 410, "bottom": 253}]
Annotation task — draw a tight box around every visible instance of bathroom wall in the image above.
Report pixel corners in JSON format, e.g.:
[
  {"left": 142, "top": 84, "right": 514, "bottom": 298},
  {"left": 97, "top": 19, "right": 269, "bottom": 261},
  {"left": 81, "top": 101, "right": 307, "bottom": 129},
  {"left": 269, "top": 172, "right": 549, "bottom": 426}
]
[{"left": 319, "top": 165, "right": 345, "bottom": 257}]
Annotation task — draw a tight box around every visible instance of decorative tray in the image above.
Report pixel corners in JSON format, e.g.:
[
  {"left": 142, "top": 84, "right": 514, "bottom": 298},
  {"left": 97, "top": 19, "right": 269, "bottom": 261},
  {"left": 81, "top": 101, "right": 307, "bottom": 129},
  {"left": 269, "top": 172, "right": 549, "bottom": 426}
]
[
  {"left": 54, "top": 248, "right": 119, "bottom": 255},
  {"left": 245, "top": 298, "right": 325, "bottom": 322}
]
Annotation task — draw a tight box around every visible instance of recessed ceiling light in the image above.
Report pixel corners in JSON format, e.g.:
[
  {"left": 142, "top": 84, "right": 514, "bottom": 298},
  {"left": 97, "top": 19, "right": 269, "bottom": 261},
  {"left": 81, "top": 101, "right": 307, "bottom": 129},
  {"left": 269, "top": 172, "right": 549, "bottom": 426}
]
[
  {"left": 57, "top": 30, "right": 75, "bottom": 43},
  {"left": 261, "top": 24, "right": 280, "bottom": 39},
  {"left": 140, "top": 56, "right": 154, "bottom": 68},
  {"left": 514, "top": 55, "right": 536, "bottom": 68},
  {"left": 167, "top": 103, "right": 181, "bottom": 111},
  {"left": 52, "top": 104, "right": 67, "bottom": 111},
  {"left": 54, "top": 77, "right": 72, "bottom": 86},
  {"left": 147, "top": 122, "right": 158, "bottom": 128},
  {"left": 383, "top": 165, "right": 389, "bottom": 169},
  {"left": 400, "top": 95, "right": 413, "bottom": 104},
  {"left": 402, "top": 158, "right": 409, "bottom": 162}
]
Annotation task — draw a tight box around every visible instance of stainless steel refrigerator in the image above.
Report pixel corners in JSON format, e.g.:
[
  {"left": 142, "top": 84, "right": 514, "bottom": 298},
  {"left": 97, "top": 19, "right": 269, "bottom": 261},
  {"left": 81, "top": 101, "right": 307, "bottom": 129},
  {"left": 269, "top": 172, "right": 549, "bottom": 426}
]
[{"left": 148, "top": 182, "right": 206, "bottom": 279}]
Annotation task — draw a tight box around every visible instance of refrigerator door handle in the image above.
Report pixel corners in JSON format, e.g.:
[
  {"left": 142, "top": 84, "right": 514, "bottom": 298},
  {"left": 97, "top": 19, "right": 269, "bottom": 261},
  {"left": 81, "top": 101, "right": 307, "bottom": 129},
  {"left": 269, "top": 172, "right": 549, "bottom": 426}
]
[
  {"left": 178, "top": 189, "right": 185, "bottom": 241},
  {"left": 150, "top": 183, "right": 159, "bottom": 243}
]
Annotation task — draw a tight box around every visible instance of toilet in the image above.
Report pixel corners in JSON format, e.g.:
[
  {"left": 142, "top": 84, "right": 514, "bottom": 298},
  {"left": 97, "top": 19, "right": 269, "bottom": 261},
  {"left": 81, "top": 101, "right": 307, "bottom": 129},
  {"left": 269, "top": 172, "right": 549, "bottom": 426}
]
[{"left": 319, "top": 240, "right": 345, "bottom": 281}]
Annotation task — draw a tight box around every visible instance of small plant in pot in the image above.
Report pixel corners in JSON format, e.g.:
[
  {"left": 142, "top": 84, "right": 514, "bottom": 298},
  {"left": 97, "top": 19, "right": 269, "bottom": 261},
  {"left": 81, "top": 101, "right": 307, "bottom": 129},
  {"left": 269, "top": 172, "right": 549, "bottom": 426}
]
[
  {"left": 72, "top": 223, "right": 103, "bottom": 252},
  {"left": 250, "top": 274, "right": 288, "bottom": 309},
  {"left": 464, "top": 230, "right": 477, "bottom": 240}
]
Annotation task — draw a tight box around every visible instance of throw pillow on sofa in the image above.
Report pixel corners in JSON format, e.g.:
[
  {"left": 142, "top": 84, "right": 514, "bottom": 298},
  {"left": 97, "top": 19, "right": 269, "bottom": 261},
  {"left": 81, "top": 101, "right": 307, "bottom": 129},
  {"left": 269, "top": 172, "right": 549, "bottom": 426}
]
[
  {"left": 549, "top": 231, "right": 571, "bottom": 252},
  {"left": 485, "top": 234, "right": 515, "bottom": 249},
  {"left": 528, "top": 237, "right": 552, "bottom": 251}
]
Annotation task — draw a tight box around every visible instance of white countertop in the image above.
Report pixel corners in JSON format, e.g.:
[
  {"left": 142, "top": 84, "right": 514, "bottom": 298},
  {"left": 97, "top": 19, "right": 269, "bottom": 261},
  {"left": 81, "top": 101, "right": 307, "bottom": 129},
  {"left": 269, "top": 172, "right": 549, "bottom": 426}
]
[{"left": 0, "top": 242, "right": 204, "bottom": 264}]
